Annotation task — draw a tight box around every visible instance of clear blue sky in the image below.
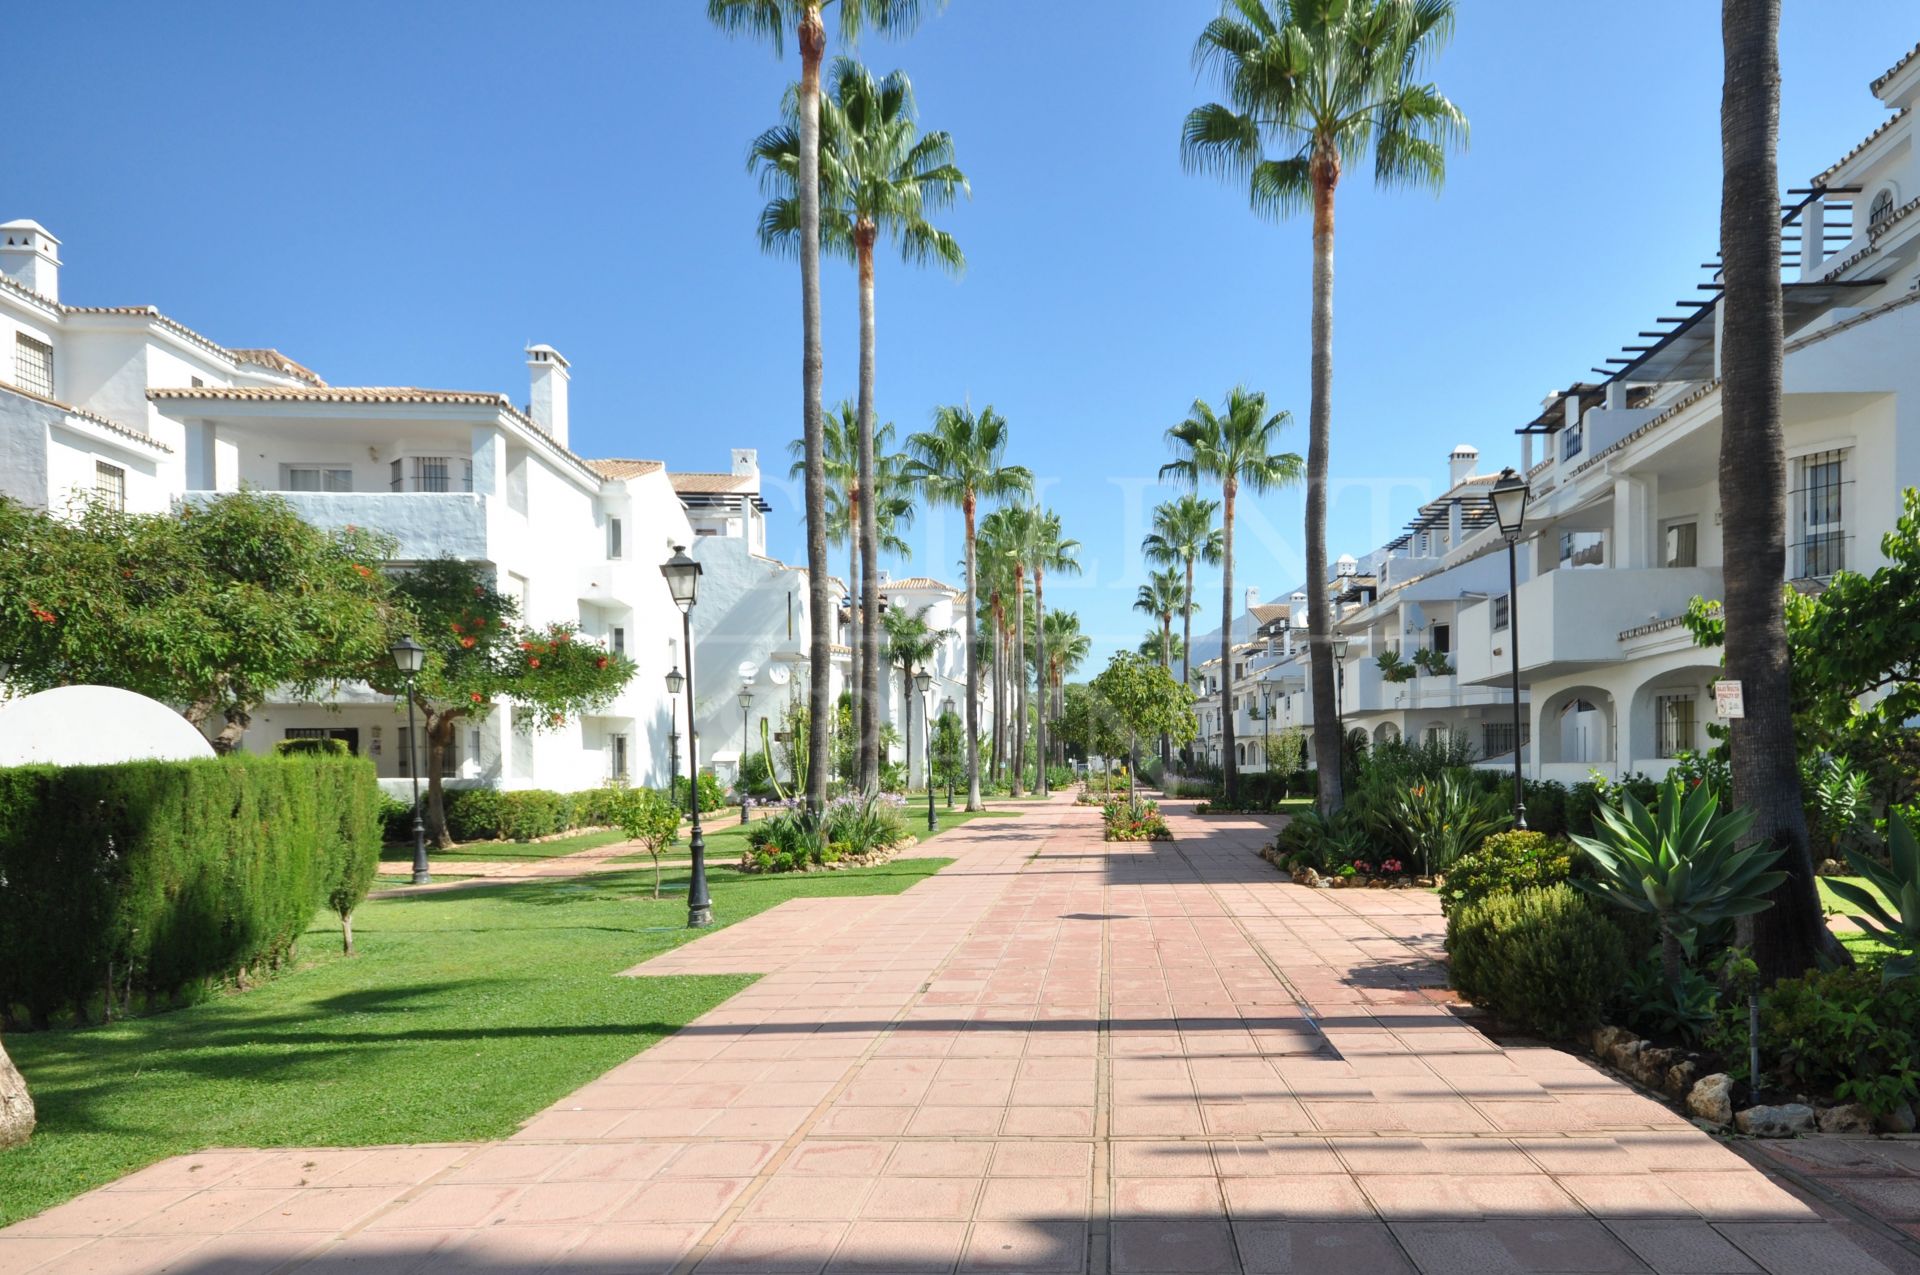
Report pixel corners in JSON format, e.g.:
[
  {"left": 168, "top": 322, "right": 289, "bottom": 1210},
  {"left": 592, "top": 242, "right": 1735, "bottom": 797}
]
[{"left": 11, "top": 2, "right": 1913, "bottom": 666}]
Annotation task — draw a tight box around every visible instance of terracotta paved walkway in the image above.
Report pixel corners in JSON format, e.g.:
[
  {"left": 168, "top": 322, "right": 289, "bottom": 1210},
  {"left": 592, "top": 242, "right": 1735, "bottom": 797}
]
[{"left": 0, "top": 797, "right": 1901, "bottom": 1274}]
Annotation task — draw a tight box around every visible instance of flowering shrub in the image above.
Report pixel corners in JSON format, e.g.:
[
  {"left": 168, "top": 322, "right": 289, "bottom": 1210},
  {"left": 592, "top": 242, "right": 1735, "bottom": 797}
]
[
  {"left": 1103, "top": 799, "right": 1171, "bottom": 841},
  {"left": 741, "top": 794, "right": 910, "bottom": 872}
]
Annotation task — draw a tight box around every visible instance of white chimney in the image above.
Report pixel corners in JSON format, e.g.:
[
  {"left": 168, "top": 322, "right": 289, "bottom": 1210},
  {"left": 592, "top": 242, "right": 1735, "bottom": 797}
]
[
  {"left": 1448, "top": 443, "right": 1479, "bottom": 488},
  {"left": 525, "top": 344, "right": 570, "bottom": 445},
  {"left": 1244, "top": 586, "right": 1260, "bottom": 613},
  {"left": 731, "top": 448, "right": 760, "bottom": 487},
  {"left": 0, "top": 220, "right": 60, "bottom": 302}
]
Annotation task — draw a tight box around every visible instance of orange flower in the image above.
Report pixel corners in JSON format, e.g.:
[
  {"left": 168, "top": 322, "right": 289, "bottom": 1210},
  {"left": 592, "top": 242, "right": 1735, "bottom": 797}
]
[
  {"left": 595, "top": 656, "right": 608, "bottom": 670},
  {"left": 460, "top": 637, "right": 476, "bottom": 649},
  {"left": 353, "top": 564, "right": 372, "bottom": 578},
  {"left": 528, "top": 657, "right": 541, "bottom": 668},
  {"left": 470, "top": 692, "right": 484, "bottom": 703}
]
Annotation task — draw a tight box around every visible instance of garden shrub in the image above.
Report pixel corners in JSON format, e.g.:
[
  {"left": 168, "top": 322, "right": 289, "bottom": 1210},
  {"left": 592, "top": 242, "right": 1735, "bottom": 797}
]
[
  {"left": 498, "top": 790, "right": 566, "bottom": 841},
  {"left": 0, "top": 754, "right": 380, "bottom": 1027},
  {"left": 274, "top": 736, "right": 350, "bottom": 757},
  {"left": 441, "top": 788, "right": 507, "bottom": 842},
  {"left": 429, "top": 785, "right": 628, "bottom": 843},
  {"left": 1103, "top": 798, "right": 1171, "bottom": 841},
  {"left": 1710, "top": 961, "right": 1920, "bottom": 1115},
  {"left": 672, "top": 771, "right": 727, "bottom": 816},
  {"left": 1442, "top": 831, "right": 1573, "bottom": 918},
  {"left": 1446, "top": 884, "right": 1633, "bottom": 1040}
]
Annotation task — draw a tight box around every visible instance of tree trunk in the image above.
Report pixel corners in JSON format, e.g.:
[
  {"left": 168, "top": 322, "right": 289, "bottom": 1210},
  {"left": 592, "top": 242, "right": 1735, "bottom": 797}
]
[
  {"left": 990, "top": 602, "right": 1005, "bottom": 783},
  {"left": 1306, "top": 144, "right": 1344, "bottom": 815},
  {"left": 963, "top": 496, "right": 983, "bottom": 810},
  {"left": 1012, "top": 567, "right": 1027, "bottom": 796},
  {"left": 1181, "top": 558, "right": 1196, "bottom": 772},
  {"left": 1661, "top": 925, "right": 1686, "bottom": 992},
  {"left": 1222, "top": 477, "right": 1239, "bottom": 805},
  {"left": 848, "top": 511, "right": 860, "bottom": 781},
  {"left": 1033, "top": 566, "right": 1048, "bottom": 795},
  {"left": 0, "top": 1035, "right": 32, "bottom": 1149},
  {"left": 1720, "top": 0, "right": 1844, "bottom": 983},
  {"left": 339, "top": 908, "right": 355, "bottom": 956},
  {"left": 856, "top": 225, "right": 881, "bottom": 794},
  {"left": 211, "top": 706, "right": 251, "bottom": 755},
  {"left": 424, "top": 713, "right": 457, "bottom": 849},
  {"left": 799, "top": 6, "right": 831, "bottom": 818},
  {"left": 1160, "top": 615, "right": 1173, "bottom": 772}
]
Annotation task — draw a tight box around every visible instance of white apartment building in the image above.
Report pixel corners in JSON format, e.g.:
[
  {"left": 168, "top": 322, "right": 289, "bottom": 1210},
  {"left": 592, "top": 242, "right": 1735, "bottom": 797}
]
[{"left": 1432, "top": 40, "right": 1920, "bottom": 785}]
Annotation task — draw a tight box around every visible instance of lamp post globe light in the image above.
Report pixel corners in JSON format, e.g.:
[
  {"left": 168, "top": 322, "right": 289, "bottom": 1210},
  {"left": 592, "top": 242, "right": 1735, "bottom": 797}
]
[
  {"left": 390, "top": 635, "right": 431, "bottom": 886},
  {"left": 914, "top": 668, "right": 936, "bottom": 833},
  {"left": 665, "top": 664, "right": 685, "bottom": 793},
  {"left": 737, "top": 687, "right": 754, "bottom": 823},
  {"left": 660, "top": 545, "right": 713, "bottom": 927},
  {"left": 1491, "top": 467, "right": 1533, "bottom": 831}
]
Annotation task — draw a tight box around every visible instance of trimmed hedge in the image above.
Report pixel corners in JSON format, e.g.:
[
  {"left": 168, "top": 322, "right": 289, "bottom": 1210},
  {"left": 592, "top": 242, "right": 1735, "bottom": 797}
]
[
  {"left": 382, "top": 785, "right": 636, "bottom": 844},
  {"left": 0, "top": 753, "right": 381, "bottom": 1027},
  {"left": 1446, "top": 884, "right": 1633, "bottom": 1040}
]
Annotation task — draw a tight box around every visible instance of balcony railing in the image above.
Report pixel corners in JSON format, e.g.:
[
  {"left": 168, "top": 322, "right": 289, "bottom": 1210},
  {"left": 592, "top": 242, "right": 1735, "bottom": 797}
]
[{"left": 1456, "top": 565, "right": 1724, "bottom": 685}]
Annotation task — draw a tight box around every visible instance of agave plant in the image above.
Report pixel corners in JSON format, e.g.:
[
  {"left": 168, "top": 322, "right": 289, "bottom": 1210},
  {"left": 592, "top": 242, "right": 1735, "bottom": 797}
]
[
  {"left": 1570, "top": 774, "right": 1782, "bottom": 989},
  {"left": 1829, "top": 808, "right": 1920, "bottom": 983},
  {"left": 1366, "top": 772, "right": 1509, "bottom": 877}
]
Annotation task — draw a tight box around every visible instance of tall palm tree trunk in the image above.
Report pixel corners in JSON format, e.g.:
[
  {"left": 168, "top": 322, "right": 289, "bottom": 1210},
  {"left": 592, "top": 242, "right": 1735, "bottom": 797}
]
[
  {"left": 1221, "top": 478, "right": 1239, "bottom": 804},
  {"left": 1720, "top": 0, "right": 1842, "bottom": 982},
  {"left": 1160, "top": 615, "right": 1173, "bottom": 771},
  {"left": 991, "top": 607, "right": 1005, "bottom": 781},
  {"left": 798, "top": 5, "right": 830, "bottom": 817},
  {"left": 848, "top": 511, "right": 860, "bottom": 784},
  {"left": 855, "top": 226, "right": 881, "bottom": 794},
  {"left": 963, "top": 497, "right": 982, "bottom": 810},
  {"left": 1012, "top": 568, "right": 1027, "bottom": 796},
  {"left": 1305, "top": 144, "right": 1344, "bottom": 815},
  {"left": 1033, "top": 567, "right": 1048, "bottom": 795},
  {"left": 1180, "top": 560, "right": 1195, "bottom": 771}
]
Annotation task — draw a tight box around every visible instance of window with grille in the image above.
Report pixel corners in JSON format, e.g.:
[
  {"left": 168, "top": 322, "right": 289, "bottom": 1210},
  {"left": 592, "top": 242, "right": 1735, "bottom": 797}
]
[
  {"left": 1492, "top": 594, "right": 1511, "bottom": 632},
  {"left": 284, "top": 464, "right": 352, "bottom": 492},
  {"left": 1655, "top": 694, "right": 1696, "bottom": 758},
  {"left": 1561, "top": 421, "right": 1583, "bottom": 461},
  {"left": 608, "top": 733, "right": 629, "bottom": 781},
  {"left": 1663, "top": 520, "right": 1698, "bottom": 568},
  {"left": 1791, "top": 449, "right": 1849, "bottom": 578},
  {"left": 1871, "top": 188, "right": 1896, "bottom": 231},
  {"left": 395, "top": 727, "right": 457, "bottom": 777},
  {"left": 389, "top": 456, "right": 473, "bottom": 492},
  {"left": 13, "top": 333, "right": 52, "bottom": 397},
  {"left": 1482, "top": 720, "right": 1529, "bottom": 758},
  {"left": 608, "top": 516, "right": 623, "bottom": 560},
  {"left": 94, "top": 462, "right": 126, "bottom": 511}
]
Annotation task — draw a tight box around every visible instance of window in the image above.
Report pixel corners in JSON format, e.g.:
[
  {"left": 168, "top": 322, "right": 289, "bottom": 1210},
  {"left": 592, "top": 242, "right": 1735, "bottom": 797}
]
[
  {"left": 396, "top": 726, "right": 456, "bottom": 778},
  {"left": 93, "top": 462, "right": 126, "bottom": 511},
  {"left": 1792, "top": 449, "right": 1849, "bottom": 577},
  {"left": 1871, "top": 188, "right": 1897, "bottom": 232},
  {"left": 13, "top": 333, "right": 52, "bottom": 397},
  {"left": 1492, "top": 594, "right": 1510, "bottom": 632},
  {"left": 1561, "top": 420, "right": 1583, "bottom": 461},
  {"left": 1655, "top": 693, "right": 1697, "bottom": 759},
  {"left": 190, "top": 376, "right": 204, "bottom": 388},
  {"left": 1482, "top": 720, "right": 1530, "bottom": 759},
  {"left": 1663, "top": 520, "right": 1698, "bottom": 569},
  {"left": 1431, "top": 623, "right": 1451, "bottom": 655},
  {"left": 607, "top": 516, "right": 623, "bottom": 560},
  {"left": 390, "top": 456, "right": 474, "bottom": 493},
  {"left": 608, "top": 733, "right": 630, "bottom": 781},
  {"left": 284, "top": 465, "right": 352, "bottom": 493},
  {"left": 612, "top": 625, "right": 626, "bottom": 657}
]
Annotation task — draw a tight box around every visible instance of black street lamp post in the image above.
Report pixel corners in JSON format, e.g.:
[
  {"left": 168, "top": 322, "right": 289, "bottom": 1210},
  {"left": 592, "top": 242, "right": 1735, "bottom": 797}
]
[
  {"left": 666, "top": 665, "right": 685, "bottom": 795},
  {"left": 1491, "top": 467, "right": 1533, "bottom": 830},
  {"left": 390, "top": 635, "right": 430, "bottom": 886},
  {"left": 661, "top": 545, "right": 713, "bottom": 927},
  {"left": 738, "top": 687, "right": 754, "bottom": 823},
  {"left": 1329, "top": 633, "right": 1350, "bottom": 760}
]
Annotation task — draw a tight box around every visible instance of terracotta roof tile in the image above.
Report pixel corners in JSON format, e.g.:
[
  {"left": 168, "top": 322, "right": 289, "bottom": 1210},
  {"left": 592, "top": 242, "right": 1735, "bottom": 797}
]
[
  {"left": 227, "top": 348, "right": 326, "bottom": 386},
  {"left": 886, "top": 576, "right": 957, "bottom": 593},
  {"left": 148, "top": 385, "right": 515, "bottom": 407},
  {"left": 1816, "top": 107, "right": 1908, "bottom": 183},
  {"left": 587, "top": 458, "right": 665, "bottom": 480},
  {"left": 1, "top": 382, "right": 173, "bottom": 452},
  {"left": 670, "top": 471, "right": 752, "bottom": 494},
  {"left": 1873, "top": 40, "right": 1920, "bottom": 94}
]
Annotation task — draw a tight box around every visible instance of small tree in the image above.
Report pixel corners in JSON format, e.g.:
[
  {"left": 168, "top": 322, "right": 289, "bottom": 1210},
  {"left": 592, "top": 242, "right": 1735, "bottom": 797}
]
[
  {"left": 618, "top": 787, "right": 683, "bottom": 899},
  {"left": 931, "top": 707, "right": 964, "bottom": 798},
  {"left": 371, "top": 558, "right": 635, "bottom": 846},
  {"left": 1089, "top": 653, "right": 1198, "bottom": 810}
]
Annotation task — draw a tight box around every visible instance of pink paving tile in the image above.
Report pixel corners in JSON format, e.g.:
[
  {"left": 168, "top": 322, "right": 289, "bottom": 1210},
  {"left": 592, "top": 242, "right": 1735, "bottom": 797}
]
[
  {"left": 988, "top": 1140, "right": 1095, "bottom": 1178},
  {"left": 906, "top": 1105, "right": 1005, "bottom": 1136},
  {"left": 1113, "top": 1140, "right": 1219, "bottom": 1178},
  {"left": 361, "top": 1184, "right": 521, "bottom": 1232},
  {"left": 610, "top": 1177, "right": 753, "bottom": 1224},
  {"left": 783, "top": 1140, "right": 893, "bottom": 1177},
  {"left": 959, "top": 1219, "right": 1087, "bottom": 1272},
  {"left": 885, "top": 1141, "right": 996, "bottom": 1177},
  {"left": 4, "top": 1190, "right": 196, "bottom": 1238},
  {"left": 826, "top": 1219, "right": 969, "bottom": 1272},
  {"left": 1110, "top": 1216, "right": 1240, "bottom": 1274},
  {"left": 24, "top": 1233, "right": 206, "bottom": 1274},
  {"left": 745, "top": 1177, "right": 873, "bottom": 1221},
  {"left": 694, "top": 1219, "right": 848, "bottom": 1273},
  {"left": 1223, "top": 1174, "right": 1375, "bottom": 1221},
  {"left": 234, "top": 1187, "right": 395, "bottom": 1233},
  {"left": 660, "top": 1140, "right": 782, "bottom": 1178},
  {"left": 563, "top": 1221, "right": 709, "bottom": 1273},
  {"left": 1114, "top": 1176, "right": 1228, "bottom": 1217},
  {"left": 1556, "top": 1172, "right": 1699, "bottom": 1219},
  {"left": 860, "top": 1176, "right": 981, "bottom": 1219},
  {"left": 438, "top": 1142, "right": 577, "bottom": 1184},
  {"left": 486, "top": 1179, "right": 634, "bottom": 1226},
  {"left": 550, "top": 1141, "right": 683, "bottom": 1182},
  {"left": 1000, "top": 1106, "right": 1096, "bottom": 1136}
]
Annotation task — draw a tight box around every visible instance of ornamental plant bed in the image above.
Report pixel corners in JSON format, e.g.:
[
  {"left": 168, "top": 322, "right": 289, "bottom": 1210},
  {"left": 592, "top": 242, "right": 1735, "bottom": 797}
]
[
  {"left": 738, "top": 840, "right": 914, "bottom": 874},
  {"left": 1103, "top": 798, "right": 1171, "bottom": 841}
]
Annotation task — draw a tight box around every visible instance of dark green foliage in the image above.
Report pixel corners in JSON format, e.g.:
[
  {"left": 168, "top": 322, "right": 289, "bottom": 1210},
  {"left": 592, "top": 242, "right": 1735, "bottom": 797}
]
[
  {"left": 1619, "top": 954, "right": 1720, "bottom": 1046},
  {"left": 671, "top": 772, "right": 728, "bottom": 817},
  {"left": 1520, "top": 780, "right": 1570, "bottom": 838},
  {"left": 274, "top": 737, "right": 350, "bottom": 757},
  {"left": 0, "top": 755, "right": 379, "bottom": 1026},
  {"left": 1442, "top": 831, "right": 1574, "bottom": 918},
  {"left": 430, "top": 787, "right": 629, "bottom": 844},
  {"left": 1566, "top": 773, "right": 1659, "bottom": 838},
  {"left": 1709, "top": 962, "right": 1920, "bottom": 1114},
  {"left": 1446, "top": 885, "right": 1634, "bottom": 1040}
]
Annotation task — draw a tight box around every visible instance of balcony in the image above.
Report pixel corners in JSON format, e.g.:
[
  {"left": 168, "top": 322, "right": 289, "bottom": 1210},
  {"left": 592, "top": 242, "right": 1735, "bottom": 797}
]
[
  {"left": 264, "top": 491, "right": 490, "bottom": 561},
  {"left": 1457, "top": 566, "right": 1723, "bottom": 685}
]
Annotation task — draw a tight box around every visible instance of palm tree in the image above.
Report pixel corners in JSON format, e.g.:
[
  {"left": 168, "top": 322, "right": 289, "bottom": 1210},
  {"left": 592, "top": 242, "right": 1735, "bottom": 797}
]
[
  {"left": 712, "top": 0, "right": 940, "bottom": 813},
  {"left": 905, "top": 405, "right": 1031, "bottom": 810},
  {"left": 1028, "top": 509, "right": 1081, "bottom": 795},
  {"left": 1138, "top": 629, "right": 1186, "bottom": 666},
  {"left": 1043, "top": 609, "right": 1092, "bottom": 764},
  {"left": 1135, "top": 565, "right": 1190, "bottom": 770},
  {"left": 1161, "top": 386, "right": 1302, "bottom": 804},
  {"left": 788, "top": 404, "right": 915, "bottom": 738},
  {"left": 882, "top": 602, "right": 949, "bottom": 789},
  {"left": 1718, "top": 0, "right": 1838, "bottom": 981},
  {"left": 980, "top": 505, "right": 1032, "bottom": 794},
  {"left": 1142, "top": 493, "right": 1224, "bottom": 746},
  {"left": 752, "top": 58, "right": 967, "bottom": 792},
  {"left": 1182, "top": 0, "right": 1465, "bottom": 814}
]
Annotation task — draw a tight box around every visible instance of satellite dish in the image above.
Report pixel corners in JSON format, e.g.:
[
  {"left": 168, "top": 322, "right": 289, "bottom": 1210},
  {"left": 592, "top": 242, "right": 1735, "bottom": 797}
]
[
  {"left": 768, "top": 666, "right": 791, "bottom": 686},
  {"left": 737, "top": 660, "right": 759, "bottom": 681}
]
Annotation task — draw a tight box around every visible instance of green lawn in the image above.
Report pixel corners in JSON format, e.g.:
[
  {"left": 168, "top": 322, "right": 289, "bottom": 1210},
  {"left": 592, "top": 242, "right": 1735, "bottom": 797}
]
[
  {"left": 0, "top": 855, "right": 951, "bottom": 1227},
  {"left": 378, "top": 828, "right": 630, "bottom": 864},
  {"left": 611, "top": 806, "right": 1018, "bottom": 867},
  {"left": 1819, "top": 874, "right": 1892, "bottom": 915}
]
